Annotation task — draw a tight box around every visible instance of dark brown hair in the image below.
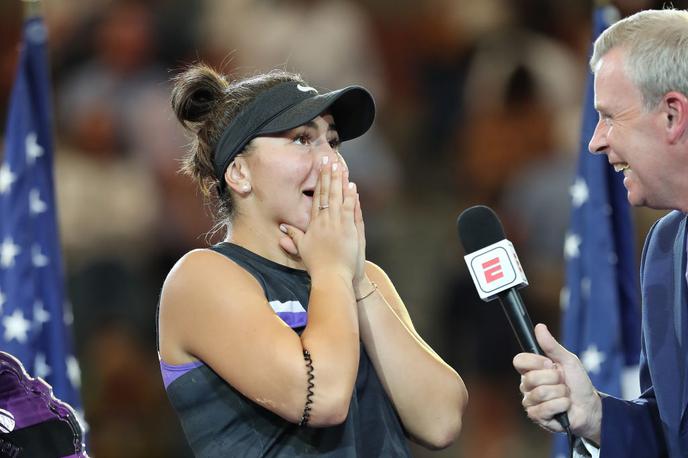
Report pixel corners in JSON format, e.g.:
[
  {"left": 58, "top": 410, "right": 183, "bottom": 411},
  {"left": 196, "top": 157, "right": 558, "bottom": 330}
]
[{"left": 170, "top": 63, "right": 305, "bottom": 229}]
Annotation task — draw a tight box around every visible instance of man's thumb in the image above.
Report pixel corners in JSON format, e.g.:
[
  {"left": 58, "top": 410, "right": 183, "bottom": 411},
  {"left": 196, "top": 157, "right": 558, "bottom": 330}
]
[{"left": 534, "top": 323, "right": 571, "bottom": 364}]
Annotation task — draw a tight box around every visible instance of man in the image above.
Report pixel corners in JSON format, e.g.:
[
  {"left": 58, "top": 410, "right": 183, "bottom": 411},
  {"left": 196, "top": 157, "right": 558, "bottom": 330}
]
[{"left": 512, "top": 9, "right": 688, "bottom": 458}]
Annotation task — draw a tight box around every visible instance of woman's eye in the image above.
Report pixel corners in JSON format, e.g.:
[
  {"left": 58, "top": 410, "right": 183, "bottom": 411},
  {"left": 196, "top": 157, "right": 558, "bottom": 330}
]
[
  {"left": 329, "top": 138, "right": 341, "bottom": 149},
  {"left": 294, "top": 134, "right": 310, "bottom": 145}
]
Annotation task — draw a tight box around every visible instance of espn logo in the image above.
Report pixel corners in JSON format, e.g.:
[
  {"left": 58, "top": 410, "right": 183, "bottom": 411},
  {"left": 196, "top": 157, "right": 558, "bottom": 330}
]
[
  {"left": 464, "top": 239, "right": 528, "bottom": 300},
  {"left": 481, "top": 257, "right": 504, "bottom": 283}
]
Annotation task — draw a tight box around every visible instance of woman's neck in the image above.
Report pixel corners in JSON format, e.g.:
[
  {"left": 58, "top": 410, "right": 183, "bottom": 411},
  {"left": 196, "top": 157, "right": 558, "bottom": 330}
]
[{"left": 228, "top": 217, "right": 305, "bottom": 270}]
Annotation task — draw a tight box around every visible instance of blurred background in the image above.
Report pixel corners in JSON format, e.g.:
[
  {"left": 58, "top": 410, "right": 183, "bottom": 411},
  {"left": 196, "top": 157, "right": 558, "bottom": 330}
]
[{"left": 0, "top": 0, "right": 682, "bottom": 456}]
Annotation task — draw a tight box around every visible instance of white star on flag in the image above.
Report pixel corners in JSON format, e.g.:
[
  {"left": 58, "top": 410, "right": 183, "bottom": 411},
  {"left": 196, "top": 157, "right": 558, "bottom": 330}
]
[
  {"left": 34, "top": 352, "right": 51, "bottom": 379},
  {"left": 29, "top": 188, "right": 47, "bottom": 214},
  {"left": 3, "top": 310, "right": 31, "bottom": 343},
  {"left": 25, "top": 132, "right": 44, "bottom": 165},
  {"left": 33, "top": 300, "right": 50, "bottom": 328},
  {"left": 0, "top": 238, "right": 21, "bottom": 269},
  {"left": 31, "top": 244, "right": 49, "bottom": 267},
  {"left": 564, "top": 233, "right": 582, "bottom": 259},
  {"left": 581, "top": 277, "right": 591, "bottom": 299},
  {"left": 581, "top": 344, "right": 606, "bottom": 374},
  {"left": 66, "top": 356, "right": 81, "bottom": 389},
  {"left": 569, "top": 177, "right": 589, "bottom": 208},
  {"left": 0, "top": 164, "right": 16, "bottom": 195},
  {"left": 608, "top": 252, "right": 618, "bottom": 265}
]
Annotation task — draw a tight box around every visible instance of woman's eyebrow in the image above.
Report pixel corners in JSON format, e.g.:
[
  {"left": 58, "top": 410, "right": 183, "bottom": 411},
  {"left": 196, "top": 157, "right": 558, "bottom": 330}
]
[{"left": 301, "top": 120, "right": 339, "bottom": 134}]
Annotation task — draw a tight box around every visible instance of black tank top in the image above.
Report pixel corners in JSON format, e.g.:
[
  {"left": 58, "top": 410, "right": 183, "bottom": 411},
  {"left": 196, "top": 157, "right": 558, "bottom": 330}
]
[{"left": 159, "top": 242, "right": 411, "bottom": 457}]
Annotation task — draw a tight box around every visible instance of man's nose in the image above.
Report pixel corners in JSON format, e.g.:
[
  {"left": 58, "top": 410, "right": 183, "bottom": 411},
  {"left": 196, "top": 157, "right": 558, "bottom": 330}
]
[{"left": 588, "top": 120, "right": 608, "bottom": 155}]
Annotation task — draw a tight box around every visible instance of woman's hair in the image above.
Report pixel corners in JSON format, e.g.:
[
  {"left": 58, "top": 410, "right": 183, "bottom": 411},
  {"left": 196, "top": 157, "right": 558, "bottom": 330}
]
[
  {"left": 170, "top": 64, "right": 305, "bottom": 232},
  {"left": 590, "top": 9, "right": 688, "bottom": 111}
]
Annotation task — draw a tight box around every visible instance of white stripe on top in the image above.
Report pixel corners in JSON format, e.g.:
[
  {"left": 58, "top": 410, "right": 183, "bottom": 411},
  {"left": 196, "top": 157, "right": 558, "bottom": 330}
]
[{"left": 268, "top": 300, "right": 306, "bottom": 314}]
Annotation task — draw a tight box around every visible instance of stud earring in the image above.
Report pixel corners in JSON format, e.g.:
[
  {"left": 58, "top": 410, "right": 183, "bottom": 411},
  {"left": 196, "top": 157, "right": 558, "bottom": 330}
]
[{"left": 242, "top": 183, "right": 251, "bottom": 193}]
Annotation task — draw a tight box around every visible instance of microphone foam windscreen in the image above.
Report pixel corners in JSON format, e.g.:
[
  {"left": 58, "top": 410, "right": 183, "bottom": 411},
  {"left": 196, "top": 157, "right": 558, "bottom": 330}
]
[{"left": 456, "top": 205, "right": 506, "bottom": 254}]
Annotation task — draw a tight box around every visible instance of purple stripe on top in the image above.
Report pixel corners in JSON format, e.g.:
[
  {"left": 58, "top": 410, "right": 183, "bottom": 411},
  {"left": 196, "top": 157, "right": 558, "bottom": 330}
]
[
  {"left": 276, "top": 311, "right": 308, "bottom": 328},
  {"left": 160, "top": 358, "right": 204, "bottom": 389},
  {"left": 268, "top": 300, "right": 308, "bottom": 328}
]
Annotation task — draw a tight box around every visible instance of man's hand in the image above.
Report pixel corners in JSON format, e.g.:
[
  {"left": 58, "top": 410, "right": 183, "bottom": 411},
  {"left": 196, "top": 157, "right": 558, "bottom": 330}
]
[{"left": 513, "top": 324, "right": 603, "bottom": 444}]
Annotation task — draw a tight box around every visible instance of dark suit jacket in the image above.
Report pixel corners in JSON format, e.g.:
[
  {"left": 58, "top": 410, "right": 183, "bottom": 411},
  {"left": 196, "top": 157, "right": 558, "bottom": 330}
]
[{"left": 600, "top": 210, "right": 688, "bottom": 457}]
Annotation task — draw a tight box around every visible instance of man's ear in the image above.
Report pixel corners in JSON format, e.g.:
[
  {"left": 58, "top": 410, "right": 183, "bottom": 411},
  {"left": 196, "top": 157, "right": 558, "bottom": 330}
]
[
  {"left": 662, "top": 91, "right": 688, "bottom": 144},
  {"left": 224, "top": 158, "right": 252, "bottom": 194}
]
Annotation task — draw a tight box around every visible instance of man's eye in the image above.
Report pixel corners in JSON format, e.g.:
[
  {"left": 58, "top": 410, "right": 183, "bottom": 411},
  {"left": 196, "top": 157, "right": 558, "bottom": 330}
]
[
  {"left": 329, "top": 138, "right": 341, "bottom": 149},
  {"left": 599, "top": 113, "right": 612, "bottom": 125}
]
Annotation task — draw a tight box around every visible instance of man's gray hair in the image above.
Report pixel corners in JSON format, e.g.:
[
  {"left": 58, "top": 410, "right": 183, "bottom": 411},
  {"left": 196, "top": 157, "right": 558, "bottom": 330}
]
[{"left": 591, "top": 9, "right": 688, "bottom": 110}]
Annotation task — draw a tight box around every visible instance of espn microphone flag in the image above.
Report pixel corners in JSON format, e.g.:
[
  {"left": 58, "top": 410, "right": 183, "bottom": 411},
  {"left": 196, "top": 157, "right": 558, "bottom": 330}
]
[
  {"left": 553, "top": 5, "right": 641, "bottom": 458},
  {"left": 0, "top": 11, "right": 84, "bottom": 417},
  {"left": 464, "top": 239, "right": 528, "bottom": 300}
]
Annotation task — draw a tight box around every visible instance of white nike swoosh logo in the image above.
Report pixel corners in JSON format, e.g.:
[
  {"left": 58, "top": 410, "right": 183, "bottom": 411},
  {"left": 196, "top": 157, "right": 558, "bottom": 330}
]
[{"left": 297, "top": 84, "right": 318, "bottom": 94}]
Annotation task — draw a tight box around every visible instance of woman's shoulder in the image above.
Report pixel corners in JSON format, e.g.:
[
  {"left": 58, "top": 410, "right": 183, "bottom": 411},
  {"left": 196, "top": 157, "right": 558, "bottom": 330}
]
[
  {"left": 157, "top": 248, "right": 268, "bottom": 366},
  {"left": 161, "top": 248, "right": 259, "bottom": 309},
  {"left": 168, "top": 247, "right": 238, "bottom": 279}
]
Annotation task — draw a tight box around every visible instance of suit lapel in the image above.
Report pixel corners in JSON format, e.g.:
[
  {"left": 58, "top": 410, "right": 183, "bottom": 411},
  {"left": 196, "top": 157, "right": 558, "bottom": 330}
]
[
  {"left": 676, "top": 215, "right": 688, "bottom": 424},
  {"left": 644, "top": 212, "right": 685, "bottom": 431}
]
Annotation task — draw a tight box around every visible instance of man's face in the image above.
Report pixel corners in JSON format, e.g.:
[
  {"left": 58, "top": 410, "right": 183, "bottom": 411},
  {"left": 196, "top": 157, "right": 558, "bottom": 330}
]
[{"left": 588, "top": 47, "right": 669, "bottom": 209}]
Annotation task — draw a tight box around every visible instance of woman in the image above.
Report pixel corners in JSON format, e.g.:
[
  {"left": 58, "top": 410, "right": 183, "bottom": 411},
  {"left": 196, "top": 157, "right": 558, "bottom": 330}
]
[{"left": 157, "top": 64, "right": 468, "bottom": 457}]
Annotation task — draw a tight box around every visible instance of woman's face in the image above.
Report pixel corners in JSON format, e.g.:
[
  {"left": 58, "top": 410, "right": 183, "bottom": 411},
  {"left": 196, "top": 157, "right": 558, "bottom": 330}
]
[{"left": 243, "top": 114, "right": 345, "bottom": 231}]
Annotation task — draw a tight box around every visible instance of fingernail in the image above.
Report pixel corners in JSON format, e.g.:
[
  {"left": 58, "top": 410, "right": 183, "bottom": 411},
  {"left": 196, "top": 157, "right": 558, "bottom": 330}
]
[
  {"left": 332, "top": 163, "right": 338, "bottom": 172},
  {"left": 322, "top": 156, "right": 329, "bottom": 165},
  {"left": 279, "top": 224, "right": 287, "bottom": 233},
  {"left": 348, "top": 182, "right": 354, "bottom": 189}
]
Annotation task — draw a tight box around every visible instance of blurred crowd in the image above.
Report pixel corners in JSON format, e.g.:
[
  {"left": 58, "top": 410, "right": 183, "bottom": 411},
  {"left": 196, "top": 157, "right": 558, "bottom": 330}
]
[{"left": 0, "top": 0, "right": 679, "bottom": 457}]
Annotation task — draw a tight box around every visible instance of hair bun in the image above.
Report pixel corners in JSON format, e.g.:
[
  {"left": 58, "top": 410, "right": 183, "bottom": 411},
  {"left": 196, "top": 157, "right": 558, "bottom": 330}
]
[{"left": 171, "top": 65, "right": 228, "bottom": 127}]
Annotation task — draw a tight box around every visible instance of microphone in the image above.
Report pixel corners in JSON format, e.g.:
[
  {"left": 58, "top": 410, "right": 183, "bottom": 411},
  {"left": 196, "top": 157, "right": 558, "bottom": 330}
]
[{"left": 456, "top": 205, "right": 570, "bottom": 430}]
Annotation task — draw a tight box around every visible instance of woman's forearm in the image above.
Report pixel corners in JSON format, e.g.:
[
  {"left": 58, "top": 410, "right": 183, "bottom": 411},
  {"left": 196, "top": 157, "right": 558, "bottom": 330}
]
[
  {"left": 299, "top": 270, "right": 360, "bottom": 426},
  {"left": 356, "top": 283, "right": 467, "bottom": 448}
]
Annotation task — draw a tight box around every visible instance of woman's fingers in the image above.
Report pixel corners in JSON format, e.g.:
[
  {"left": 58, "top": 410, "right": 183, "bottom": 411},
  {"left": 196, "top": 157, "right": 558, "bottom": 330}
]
[
  {"left": 328, "top": 162, "right": 343, "bottom": 212},
  {"left": 311, "top": 161, "right": 323, "bottom": 221},
  {"left": 280, "top": 224, "right": 303, "bottom": 250},
  {"left": 343, "top": 181, "right": 356, "bottom": 212},
  {"left": 353, "top": 187, "right": 363, "bottom": 226},
  {"left": 318, "top": 157, "right": 331, "bottom": 212}
]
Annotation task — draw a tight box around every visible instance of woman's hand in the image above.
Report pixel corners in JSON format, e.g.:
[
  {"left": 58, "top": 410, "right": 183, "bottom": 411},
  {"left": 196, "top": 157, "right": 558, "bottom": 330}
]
[
  {"left": 351, "top": 184, "right": 369, "bottom": 295},
  {"left": 280, "top": 158, "right": 359, "bottom": 280}
]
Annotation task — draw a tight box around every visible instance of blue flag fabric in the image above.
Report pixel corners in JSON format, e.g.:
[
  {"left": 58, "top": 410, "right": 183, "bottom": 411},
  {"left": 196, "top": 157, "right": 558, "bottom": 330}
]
[
  {"left": 0, "top": 16, "right": 83, "bottom": 414},
  {"left": 553, "top": 6, "right": 641, "bottom": 458}
]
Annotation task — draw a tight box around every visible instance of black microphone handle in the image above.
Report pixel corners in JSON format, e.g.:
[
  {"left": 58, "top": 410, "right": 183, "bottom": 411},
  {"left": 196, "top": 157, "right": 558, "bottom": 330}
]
[
  {"left": 497, "top": 288, "right": 571, "bottom": 430},
  {"left": 497, "top": 289, "right": 542, "bottom": 354}
]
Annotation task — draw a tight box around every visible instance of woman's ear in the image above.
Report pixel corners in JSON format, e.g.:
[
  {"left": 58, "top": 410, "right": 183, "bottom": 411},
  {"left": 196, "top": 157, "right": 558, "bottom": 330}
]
[
  {"left": 663, "top": 91, "right": 688, "bottom": 144},
  {"left": 224, "top": 158, "right": 252, "bottom": 195}
]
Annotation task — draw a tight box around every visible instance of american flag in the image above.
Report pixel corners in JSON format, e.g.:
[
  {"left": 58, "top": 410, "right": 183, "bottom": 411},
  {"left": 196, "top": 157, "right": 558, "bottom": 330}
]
[
  {"left": 553, "top": 5, "right": 641, "bottom": 458},
  {"left": 0, "top": 14, "right": 83, "bottom": 418}
]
